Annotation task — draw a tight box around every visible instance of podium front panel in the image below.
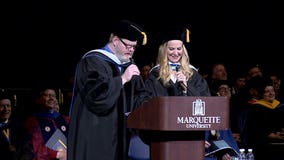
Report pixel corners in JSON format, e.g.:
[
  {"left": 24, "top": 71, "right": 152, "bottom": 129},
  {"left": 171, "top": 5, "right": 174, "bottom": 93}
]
[{"left": 128, "top": 96, "right": 229, "bottom": 131}]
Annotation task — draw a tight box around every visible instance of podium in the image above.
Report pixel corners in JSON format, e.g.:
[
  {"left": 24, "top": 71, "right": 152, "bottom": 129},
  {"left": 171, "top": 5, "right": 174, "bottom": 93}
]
[{"left": 127, "top": 96, "right": 229, "bottom": 160}]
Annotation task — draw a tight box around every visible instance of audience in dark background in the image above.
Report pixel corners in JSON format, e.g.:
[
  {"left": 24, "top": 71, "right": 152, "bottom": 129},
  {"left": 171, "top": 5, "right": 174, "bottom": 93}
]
[{"left": 2, "top": 61, "right": 284, "bottom": 160}]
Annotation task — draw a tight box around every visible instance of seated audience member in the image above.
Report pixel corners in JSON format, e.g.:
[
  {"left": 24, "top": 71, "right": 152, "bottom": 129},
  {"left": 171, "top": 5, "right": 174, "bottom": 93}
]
[
  {"left": 230, "top": 72, "right": 246, "bottom": 96},
  {"left": 246, "top": 64, "right": 263, "bottom": 80},
  {"left": 213, "top": 79, "right": 247, "bottom": 148},
  {"left": 205, "top": 130, "right": 240, "bottom": 160},
  {"left": 140, "top": 64, "right": 151, "bottom": 81},
  {"left": 0, "top": 91, "right": 32, "bottom": 160},
  {"left": 211, "top": 80, "right": 232, "bottom": 97},
  {"left": 23, "top": 87, "right": 69, "bottom": 160},
  {"left": 205, "top": 63, "right": 229, "bottom": 96},
  {"left": 229, "top": 75, "right": 267, "bottom": 149},
  {"left": 205, "top": 80, "right": 240, "bottom": 160},
  {"left": 269, "top": 72, "right": 283, "bottom": 102},
  {"left": 244, "top": 76, "right": 284, "bottom": 160}
]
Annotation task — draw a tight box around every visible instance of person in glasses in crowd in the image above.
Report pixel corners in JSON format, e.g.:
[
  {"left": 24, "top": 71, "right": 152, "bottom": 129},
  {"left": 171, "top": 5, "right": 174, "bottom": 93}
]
[{"left": 67, "top": 19, "right": 152, "bottom": 160}]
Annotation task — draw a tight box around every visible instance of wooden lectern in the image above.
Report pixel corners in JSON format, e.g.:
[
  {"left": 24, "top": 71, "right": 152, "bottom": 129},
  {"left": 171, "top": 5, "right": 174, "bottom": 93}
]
[{"left": 127, "top": 96, "right": 229, "bottom": 160}]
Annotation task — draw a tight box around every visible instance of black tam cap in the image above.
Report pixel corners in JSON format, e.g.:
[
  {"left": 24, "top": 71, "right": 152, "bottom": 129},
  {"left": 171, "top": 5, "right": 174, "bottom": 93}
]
[
  {"left": 111, "top": 19, "right": 147, "bottom": 45},
  {"left": 159, "top": 25, "right": 191, "bottom": 44}
]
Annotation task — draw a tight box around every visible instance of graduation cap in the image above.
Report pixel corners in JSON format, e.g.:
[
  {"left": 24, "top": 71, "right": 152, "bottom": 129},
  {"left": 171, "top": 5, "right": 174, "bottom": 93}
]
[
  {"left": 111, "top": 19, "right": 147, "bottom": 45},
  {"left": 158, "top": 24, "right": 191, "bottom": 45}
]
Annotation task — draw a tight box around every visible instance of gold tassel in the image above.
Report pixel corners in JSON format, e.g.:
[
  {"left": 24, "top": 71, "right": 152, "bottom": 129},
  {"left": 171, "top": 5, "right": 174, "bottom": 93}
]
[
  {"left": 130, "top": 24, "right": 147, "bottom": 45},
  {"left": 141, "top": 32, "right": 147, "bottom": 45},
  {"left": 185, "top": 28, "right": 191, "bottom": 43},
  {"left": 3, "top": 129, "right": 10, "bottom": 139}
]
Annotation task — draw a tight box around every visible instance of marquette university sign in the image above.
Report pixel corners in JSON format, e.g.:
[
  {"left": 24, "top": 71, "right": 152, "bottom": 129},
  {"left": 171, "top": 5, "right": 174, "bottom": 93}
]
[
  {"left": 127, "top": 96, "right": 229, "bottom": 131},
  {"left": 177, "top": 98, "right": 222, "bottom": 129}
]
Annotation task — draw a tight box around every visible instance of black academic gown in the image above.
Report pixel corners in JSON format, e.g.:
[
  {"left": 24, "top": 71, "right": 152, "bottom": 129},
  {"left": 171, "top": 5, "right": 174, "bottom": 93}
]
[
  {"left": 0, "top": 122, "right": 17, "bottom": 160},
  {"left": 0, "top": 119, "right": 30, "bottom": 160},
  {"left": 244, "top": 102, "right": 284, "bottom": 160},
  {"left": 67, "top": 51, "right": 151, "bottom": 160}
]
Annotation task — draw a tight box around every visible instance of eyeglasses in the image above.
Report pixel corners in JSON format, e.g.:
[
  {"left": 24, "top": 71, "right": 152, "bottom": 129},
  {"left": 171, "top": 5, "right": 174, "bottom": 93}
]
[{"left": 119, "top": 38, "right": 138, "bottom": 50}]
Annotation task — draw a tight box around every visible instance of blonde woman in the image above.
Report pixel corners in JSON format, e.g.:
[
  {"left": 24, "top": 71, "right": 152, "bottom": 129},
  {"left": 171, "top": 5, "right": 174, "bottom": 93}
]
[{"left": 145, "top": 25, "right": 210, "bottom": 97}]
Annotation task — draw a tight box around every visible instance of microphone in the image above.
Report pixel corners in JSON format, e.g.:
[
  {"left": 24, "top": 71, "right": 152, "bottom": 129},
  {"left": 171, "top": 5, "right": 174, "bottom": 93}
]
[
  {"left": 129, "top": 58, "right": 140, "bottom": 81},
  {"left": 175, "top": 65, "right": 180, "bottom": 72},
  {"left": 129, "top": 58, "right": 135, "bottom": 64},
  {"left": 175, "top": 65, "right": 187, "bottom": 92}
]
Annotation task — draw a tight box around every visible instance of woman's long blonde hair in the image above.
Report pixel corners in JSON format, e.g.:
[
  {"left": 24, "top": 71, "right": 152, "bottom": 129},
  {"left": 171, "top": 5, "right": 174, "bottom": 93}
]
[{"left": 156, "top": 42, "right": 193, "bottom": 86}]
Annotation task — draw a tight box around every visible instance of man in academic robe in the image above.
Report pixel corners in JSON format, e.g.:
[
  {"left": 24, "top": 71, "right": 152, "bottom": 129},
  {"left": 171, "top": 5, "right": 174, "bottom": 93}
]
[{"left": 67, "top": 20, "right": 152, "bottom": 160}]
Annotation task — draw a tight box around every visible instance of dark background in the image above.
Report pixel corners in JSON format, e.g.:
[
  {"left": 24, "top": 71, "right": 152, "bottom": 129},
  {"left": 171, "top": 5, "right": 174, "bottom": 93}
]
[{"left": 3, "top": 0, "right": 284, "bottom": 88}]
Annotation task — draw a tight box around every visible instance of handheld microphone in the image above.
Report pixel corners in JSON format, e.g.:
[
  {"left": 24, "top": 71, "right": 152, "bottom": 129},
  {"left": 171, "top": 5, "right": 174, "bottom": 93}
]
[
  {"left": 175, "top": 65, "right": 180, "bottom": 72},
  {"left": 175, "top": 65, "right": 187, "bottom": 92},
  {"left": 129, "top": 58, "right": 140, "bottom": 81},
  {"left": 130, "top": 58, "right": 135, "bottom": 64}
]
